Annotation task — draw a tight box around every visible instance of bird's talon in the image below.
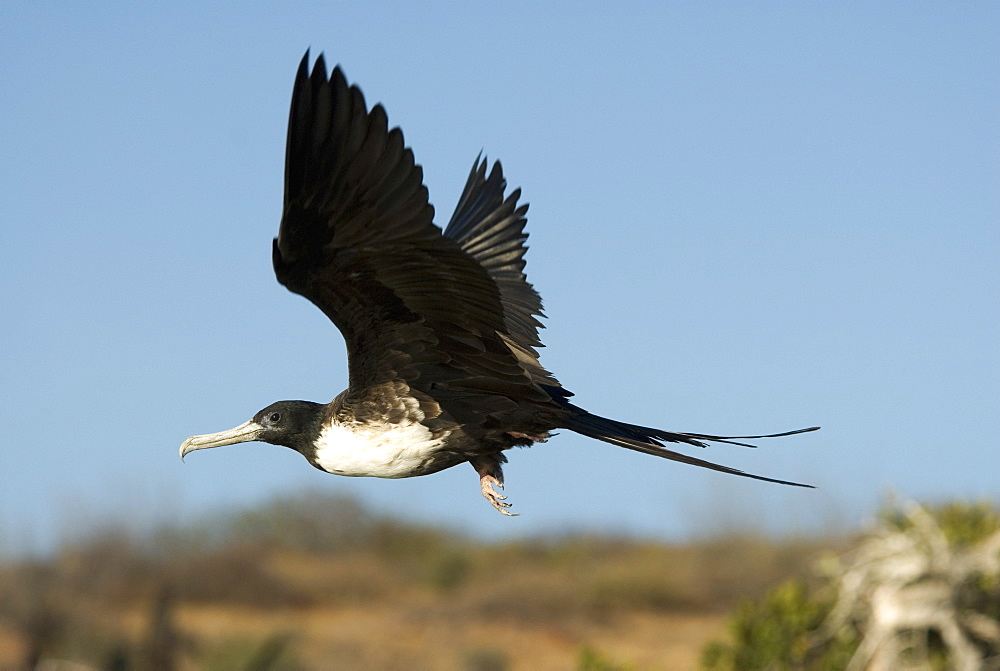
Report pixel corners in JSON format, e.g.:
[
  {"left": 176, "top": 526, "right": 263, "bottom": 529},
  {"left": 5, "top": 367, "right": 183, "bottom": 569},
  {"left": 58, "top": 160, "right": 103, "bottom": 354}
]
[{"left": 479, "top": 473, "right": 517, "bottom": 515}]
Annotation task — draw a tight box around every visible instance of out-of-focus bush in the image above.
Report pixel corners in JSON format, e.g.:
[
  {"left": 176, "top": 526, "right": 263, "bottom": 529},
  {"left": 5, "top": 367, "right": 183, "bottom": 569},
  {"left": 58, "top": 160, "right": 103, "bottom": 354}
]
[
  {"left": 577, "top": 645, "right": 633, "bottom": 670},
  {"left": 701, "top": 579, "right": 857, "bottom": 670},
  {"left": 0, "top": 490, "right": 843, "bottom": 669},
  {"left": 702, "top": 499, "right": 1000, "bottom": 670},
  {"left": 199, "top": 633, "right": 300, "bottom": 671}
]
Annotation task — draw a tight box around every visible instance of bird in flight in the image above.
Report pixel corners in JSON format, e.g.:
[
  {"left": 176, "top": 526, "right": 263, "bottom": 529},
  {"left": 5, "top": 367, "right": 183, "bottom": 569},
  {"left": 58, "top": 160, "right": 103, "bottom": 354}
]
[{"left": 180, "top": 53, "right": 818, "bottom": 515}]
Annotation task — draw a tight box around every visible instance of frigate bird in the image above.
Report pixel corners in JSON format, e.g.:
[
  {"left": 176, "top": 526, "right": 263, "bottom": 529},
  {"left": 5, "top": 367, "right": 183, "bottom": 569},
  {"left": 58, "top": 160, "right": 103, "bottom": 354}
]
[{"left": 180, "top": 53, "right": 818, "bottom": 515}]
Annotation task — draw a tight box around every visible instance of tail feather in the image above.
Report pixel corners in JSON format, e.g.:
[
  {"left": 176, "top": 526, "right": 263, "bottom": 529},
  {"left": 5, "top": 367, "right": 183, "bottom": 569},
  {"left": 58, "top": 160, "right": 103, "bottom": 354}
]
[{"left": 561, "top": 407, "right": 818, "bottom": 488}]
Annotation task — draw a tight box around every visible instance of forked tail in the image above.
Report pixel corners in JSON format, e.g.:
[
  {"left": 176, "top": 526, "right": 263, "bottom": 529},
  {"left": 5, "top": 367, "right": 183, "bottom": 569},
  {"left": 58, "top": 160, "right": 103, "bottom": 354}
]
[{"left": 546, "top": 387, "right": 819, "bottom": 487}]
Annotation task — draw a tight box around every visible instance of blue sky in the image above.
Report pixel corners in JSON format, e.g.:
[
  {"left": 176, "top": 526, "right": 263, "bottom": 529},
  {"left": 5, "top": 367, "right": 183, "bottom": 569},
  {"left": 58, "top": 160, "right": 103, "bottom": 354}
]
[{"left": 2, "top": 2, "right": 997, "bottom": 552}]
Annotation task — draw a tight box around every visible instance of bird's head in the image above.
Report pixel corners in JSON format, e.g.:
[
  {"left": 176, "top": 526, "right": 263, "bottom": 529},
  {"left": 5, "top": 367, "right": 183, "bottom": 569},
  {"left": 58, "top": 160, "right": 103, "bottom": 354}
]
[{"left": 179, "top": 400, "right": 325, "bottom": 460}]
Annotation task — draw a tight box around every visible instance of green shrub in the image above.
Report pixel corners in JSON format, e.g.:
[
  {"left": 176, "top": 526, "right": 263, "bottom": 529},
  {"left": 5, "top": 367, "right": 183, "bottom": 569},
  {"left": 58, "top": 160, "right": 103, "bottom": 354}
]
[
  {"left": 879, "top": 499, "right": 1000, "bottom": 548},
  {"left": 702, "top": 499, "right": 1000, "bottom": 671},
  {"left": 701, "top": 579, "right": 857, "bottom": 670},
  {"left": 577, "top": 645, "right": 633, "bottom": 671}
]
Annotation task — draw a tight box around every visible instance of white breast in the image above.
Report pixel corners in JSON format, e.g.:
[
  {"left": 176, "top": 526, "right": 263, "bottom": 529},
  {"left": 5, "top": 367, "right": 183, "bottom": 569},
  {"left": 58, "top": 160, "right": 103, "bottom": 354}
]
[{"left": 313, "top": 420, "right": 450, "bottom": 478}]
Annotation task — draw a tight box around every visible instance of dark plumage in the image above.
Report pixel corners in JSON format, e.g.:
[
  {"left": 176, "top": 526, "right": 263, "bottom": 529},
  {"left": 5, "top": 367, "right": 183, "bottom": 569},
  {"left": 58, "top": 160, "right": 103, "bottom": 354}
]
[{"left": 180, "top": 53, "right": 818, "bottom": 515}]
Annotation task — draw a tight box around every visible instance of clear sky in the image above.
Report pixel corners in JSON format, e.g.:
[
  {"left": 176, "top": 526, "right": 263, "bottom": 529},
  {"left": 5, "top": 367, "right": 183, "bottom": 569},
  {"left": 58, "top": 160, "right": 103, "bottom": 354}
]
[{"left": 2, "top": 2, "right": 997, "bottom": 553}]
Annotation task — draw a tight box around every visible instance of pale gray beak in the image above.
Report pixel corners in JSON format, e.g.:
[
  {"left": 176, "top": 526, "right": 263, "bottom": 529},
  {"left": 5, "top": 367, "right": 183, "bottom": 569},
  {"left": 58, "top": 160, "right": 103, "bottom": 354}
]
[{"left": 179, "top": 420, "right": 264, "bottom": 461}]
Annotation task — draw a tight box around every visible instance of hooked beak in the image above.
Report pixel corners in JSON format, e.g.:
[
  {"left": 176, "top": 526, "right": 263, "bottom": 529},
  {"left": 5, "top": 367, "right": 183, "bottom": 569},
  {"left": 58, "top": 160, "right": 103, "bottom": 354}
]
[{"left": 179, "top": 420, "right": 264, "bottom": 461}]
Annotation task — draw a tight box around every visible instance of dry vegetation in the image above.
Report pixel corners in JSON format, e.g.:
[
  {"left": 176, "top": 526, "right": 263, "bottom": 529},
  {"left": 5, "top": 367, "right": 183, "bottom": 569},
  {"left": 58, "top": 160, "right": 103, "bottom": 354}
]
[
  {"left": 702, "top": 500, "right": 1000, "bottom": 671},
  {"left": 0, "top": 492, "right": 842, "bottom": 670}
]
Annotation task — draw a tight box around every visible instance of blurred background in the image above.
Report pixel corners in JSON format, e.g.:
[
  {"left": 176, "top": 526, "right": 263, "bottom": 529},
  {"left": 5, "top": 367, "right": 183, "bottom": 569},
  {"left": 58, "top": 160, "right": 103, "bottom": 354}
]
[{"left": 2, "top": 2, "right": 997, "bottom": 668}]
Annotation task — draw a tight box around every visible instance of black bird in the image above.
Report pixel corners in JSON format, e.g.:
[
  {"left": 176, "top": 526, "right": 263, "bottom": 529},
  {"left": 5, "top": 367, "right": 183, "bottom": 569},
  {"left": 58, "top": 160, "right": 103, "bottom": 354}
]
[{"left": 180, "top": 53, "right": 818, "bottom": 515}]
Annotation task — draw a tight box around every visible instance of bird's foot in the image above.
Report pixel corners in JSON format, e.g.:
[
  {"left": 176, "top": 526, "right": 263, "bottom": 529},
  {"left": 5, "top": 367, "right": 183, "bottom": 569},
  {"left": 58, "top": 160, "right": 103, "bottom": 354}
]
[{"left": 480, "top": 474, "right": 517, "bottom": 516}]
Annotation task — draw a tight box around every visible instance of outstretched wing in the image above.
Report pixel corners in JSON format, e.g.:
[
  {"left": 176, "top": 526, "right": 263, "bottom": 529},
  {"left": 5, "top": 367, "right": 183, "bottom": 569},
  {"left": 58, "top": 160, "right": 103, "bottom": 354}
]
[
  {"left": 272, "top": 53, "right": 552, "bottom": 422},
  {"left": 444, "top": 157, "right": 560, "bottom": 388}
]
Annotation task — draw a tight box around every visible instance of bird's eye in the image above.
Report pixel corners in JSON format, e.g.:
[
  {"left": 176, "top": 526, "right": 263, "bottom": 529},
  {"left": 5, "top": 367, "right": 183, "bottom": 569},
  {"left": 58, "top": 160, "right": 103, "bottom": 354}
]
[{"left": 268, "top": 412, "right": 281, "bottom": 423}]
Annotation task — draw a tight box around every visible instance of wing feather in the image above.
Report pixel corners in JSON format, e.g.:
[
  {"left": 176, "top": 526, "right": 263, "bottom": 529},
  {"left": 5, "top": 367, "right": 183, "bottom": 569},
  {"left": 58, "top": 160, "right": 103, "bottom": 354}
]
[
  {"left": 273, "top": 53, "right": 553, "bottom": 420},
  {"left": 445, "top": 157, "right": 559, "bottom": 387}
]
